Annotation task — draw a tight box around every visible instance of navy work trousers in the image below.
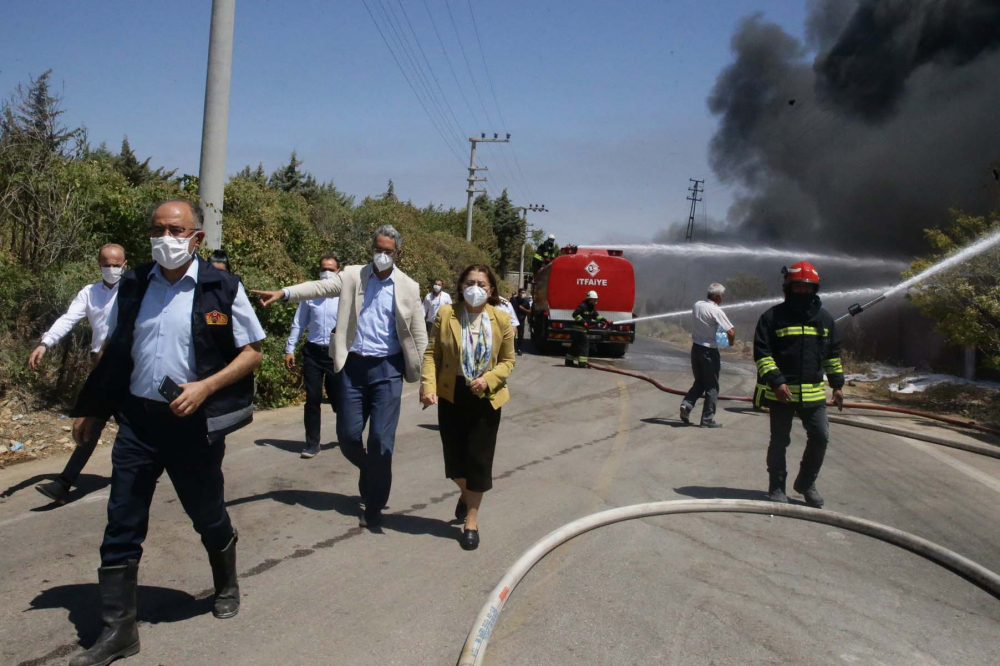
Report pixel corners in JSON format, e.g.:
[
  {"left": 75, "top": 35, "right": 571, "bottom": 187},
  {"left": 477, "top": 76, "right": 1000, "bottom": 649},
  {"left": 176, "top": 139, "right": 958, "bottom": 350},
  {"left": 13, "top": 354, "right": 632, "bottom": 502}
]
[
  {"left": 766, "top": 402, "right": 830, "bottom": 482},
  {"left": 303, "top": 342, "right": 338, "bottom": 448},
  {"left": 100, "top": 397, "right": 233, "bottom": 566},
  {"left": 682, "top": 344, "right": 721, "bottom": 425},
  {"left": 337, "top": 353, "right": 404, "bottom": 514}
]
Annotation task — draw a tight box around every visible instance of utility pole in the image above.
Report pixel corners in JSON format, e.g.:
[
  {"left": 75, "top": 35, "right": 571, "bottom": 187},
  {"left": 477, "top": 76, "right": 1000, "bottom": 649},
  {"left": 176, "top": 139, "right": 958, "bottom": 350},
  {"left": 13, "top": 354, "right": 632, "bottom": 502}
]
[
  {"left": 517, "top": 204, "right": 548, "bottom": 288},
  {"left": 466, "top": 133, "right": 510, "bottom": 243},
  {"left": 684, "top": 178, "right": 704, "bottom": 243},
  {"left": 197, "top": 0, "right": 236, "bottom": 251}
]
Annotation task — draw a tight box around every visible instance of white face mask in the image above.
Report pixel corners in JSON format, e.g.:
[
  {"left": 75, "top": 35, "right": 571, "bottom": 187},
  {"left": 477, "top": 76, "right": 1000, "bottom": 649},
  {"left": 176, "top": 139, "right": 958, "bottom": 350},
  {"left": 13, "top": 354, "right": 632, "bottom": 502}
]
[
  {"left": 151, "top": 236, "right": 194, "bottom": 270},
  {"left": 319, "top": 270, "right": 336, "bottom": 280},
  {"left": 464, "top": 285, "right": 488, "bottom": 308},
  {"left": 373, "top": 252, "right": 394, "bottom": 272},
  {"left": 101, "top": 266, "right": 124, "bottom": 284},
  {"left": 433, "top": 284, "right": 442, "bottom": 293}
]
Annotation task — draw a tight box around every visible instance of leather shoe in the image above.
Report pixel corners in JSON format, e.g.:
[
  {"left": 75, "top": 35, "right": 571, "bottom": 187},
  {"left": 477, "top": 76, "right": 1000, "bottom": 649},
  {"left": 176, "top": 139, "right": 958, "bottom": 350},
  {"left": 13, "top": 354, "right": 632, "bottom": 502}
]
[{"left": 460, "top": 528, "right": 480, "bottom": 551}]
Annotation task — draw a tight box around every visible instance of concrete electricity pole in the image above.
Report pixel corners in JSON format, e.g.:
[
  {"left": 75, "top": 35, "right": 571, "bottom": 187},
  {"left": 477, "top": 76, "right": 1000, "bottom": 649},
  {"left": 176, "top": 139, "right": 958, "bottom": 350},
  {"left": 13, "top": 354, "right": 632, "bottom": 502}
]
[
  {"left": 197, "top": 0, "right": 236, "bottom": 251},
  {"left": 684, "top": 178, "right": 704, "bottom": 243},
  {"left": 466, "top": 133, "right": 510, "bottom": 243},
  {"left": 517, "top": 204, "right": 547, "bottom": 288}
]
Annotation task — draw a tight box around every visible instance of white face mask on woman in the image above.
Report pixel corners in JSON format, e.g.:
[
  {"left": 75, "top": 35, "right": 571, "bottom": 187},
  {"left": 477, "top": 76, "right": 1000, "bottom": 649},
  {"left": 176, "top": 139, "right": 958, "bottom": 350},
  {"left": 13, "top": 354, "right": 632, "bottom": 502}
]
[
  {"left": 373, "top": 252, "right": 394, "bottom": 272},
  {"left": 463, "top": 285, "right": 488, "bottom": 308},
  {"left": 433, "top": 284, "right": 442, "bottom": 293},
  {"left": 151, "top": 236, "right": 194, "bottom": 270},
  {"left": 101, "top": 266, "right": 124, "bottom": 284}
]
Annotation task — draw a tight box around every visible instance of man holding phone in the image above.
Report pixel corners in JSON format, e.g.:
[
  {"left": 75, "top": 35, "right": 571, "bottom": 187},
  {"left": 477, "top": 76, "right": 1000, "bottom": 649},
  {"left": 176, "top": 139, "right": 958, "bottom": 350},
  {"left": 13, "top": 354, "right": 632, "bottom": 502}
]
[{"left": 66, "top": 200, "right": 265, "bottom": 666}]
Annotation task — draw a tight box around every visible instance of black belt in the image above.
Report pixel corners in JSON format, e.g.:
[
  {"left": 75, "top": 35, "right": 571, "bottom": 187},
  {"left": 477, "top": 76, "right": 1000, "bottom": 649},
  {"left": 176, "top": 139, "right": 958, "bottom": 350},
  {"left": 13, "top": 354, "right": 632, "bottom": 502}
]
[{"left": 133, "top": 396, "right": 175, "bottom": 414}]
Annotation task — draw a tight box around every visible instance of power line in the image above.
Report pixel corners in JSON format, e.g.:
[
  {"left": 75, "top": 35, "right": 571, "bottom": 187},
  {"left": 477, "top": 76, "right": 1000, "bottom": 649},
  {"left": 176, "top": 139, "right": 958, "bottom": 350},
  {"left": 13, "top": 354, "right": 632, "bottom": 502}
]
[
  {"left": 375, "top": 0, "right": 466, "bottom": 153},
  {"left": 394, "top": 0, "right": 469, "bottom": 146},
  {"left": 360, "top": 0, "right": 465, "bottom": 165},
  {"left": 445, "top": 0, "right": 495, "bottom": 127},
  {"left": 422, "top": 0, "right": 483, "bottom": 128}
]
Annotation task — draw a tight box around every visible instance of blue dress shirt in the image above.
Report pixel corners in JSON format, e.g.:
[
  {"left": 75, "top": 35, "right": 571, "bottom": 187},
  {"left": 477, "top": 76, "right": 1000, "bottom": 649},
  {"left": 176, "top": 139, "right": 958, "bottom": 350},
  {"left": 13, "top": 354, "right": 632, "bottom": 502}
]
[
  {"left": 349, "top": 268, "right": 401, "bottom": 357},
  {"left": 107, "top": 261, "right": 266, "bottom": 401},
  {"left": 285, "top": 296, "right": 340, "bottom": 353}
]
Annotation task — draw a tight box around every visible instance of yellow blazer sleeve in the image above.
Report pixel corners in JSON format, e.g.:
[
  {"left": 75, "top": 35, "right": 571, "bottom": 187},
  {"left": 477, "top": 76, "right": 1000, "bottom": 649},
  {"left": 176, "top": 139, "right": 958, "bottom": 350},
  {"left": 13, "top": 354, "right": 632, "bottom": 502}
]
[
  {"left": 484, "top": 311, "right": 515, "bottom": 393},
  {"left": 421, "top": 306, "right": 446, "bottom": 395}
]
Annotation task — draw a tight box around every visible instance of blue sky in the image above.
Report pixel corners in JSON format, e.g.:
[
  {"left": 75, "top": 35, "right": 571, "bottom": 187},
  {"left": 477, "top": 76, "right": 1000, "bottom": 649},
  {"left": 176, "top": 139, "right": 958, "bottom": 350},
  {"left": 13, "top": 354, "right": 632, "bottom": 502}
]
[{"left": 1, "top": 0, "right": 810, "bottom": 244}]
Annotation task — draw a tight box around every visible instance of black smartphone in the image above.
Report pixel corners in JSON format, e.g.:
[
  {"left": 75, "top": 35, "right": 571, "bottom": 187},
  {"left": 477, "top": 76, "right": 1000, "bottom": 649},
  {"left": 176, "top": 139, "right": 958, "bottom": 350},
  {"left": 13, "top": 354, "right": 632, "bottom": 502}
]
[{"left": 158, "top": 375, "right": 183, "bottom": 402}]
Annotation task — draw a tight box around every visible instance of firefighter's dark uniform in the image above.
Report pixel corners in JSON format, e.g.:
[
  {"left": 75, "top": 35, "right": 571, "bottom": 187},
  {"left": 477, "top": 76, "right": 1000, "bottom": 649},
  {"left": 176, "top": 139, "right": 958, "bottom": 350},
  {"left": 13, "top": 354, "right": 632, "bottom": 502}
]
[
  {"left": 567, "top": 300, "right": 605, "bottom": 366},
  {"left": 531, "top": 239, "right": 559, "bottom": 273},
  {"left": 753, "top": 296, "right": 843, "bottom": 503}
]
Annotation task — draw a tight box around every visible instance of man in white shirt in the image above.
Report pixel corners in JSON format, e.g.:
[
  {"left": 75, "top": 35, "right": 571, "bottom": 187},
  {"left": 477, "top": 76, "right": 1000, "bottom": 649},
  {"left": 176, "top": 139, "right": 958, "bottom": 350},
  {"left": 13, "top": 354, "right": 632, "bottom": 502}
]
[
  {"left": 285, "top": 254, "right": 341, "bottom": 459},
  {"left": 680, "top": 283, "right": 735, "bottom": 428},
  {"left": 422, "top": 278, "right": 452, "bottom": 335},
  {"left": 31, "top": 243, "right": 126, "bottom": 506}
]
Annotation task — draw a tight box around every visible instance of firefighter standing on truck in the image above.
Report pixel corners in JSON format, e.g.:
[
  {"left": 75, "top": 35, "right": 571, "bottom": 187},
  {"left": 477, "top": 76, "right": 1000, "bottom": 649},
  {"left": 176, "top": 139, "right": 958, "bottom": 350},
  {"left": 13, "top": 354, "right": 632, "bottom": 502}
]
[
  {"left": 753, "top": 261, "right": 844, "bottom": 508},
  {"left": 531, "top": 234, "right": 559, "bottom": 273},
  {"left": 566, "top": 290, "right": 606, "bottom": 368}
]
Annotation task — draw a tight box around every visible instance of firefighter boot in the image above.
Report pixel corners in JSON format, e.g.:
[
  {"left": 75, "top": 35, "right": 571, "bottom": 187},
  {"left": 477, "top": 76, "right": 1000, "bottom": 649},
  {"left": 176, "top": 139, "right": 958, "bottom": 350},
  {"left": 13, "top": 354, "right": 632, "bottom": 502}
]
[
  {"left": 765, "top": 473, "right": 788, "bottom": 503},
  {"left": 69, "top": 560, "right": 140, "bottom": 666},
  {"left": 207, "top": 530, "right": 240, "bottom": 619},
  {"left": 793, "top": 474, "right": 824, "bottom": 509}
]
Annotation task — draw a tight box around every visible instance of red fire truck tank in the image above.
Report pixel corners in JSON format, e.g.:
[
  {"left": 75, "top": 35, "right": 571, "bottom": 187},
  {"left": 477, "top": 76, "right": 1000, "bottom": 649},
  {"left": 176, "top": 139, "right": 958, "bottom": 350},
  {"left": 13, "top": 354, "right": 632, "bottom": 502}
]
[{"left": 530, "top": 246, "right": 636, "bottom": 357}]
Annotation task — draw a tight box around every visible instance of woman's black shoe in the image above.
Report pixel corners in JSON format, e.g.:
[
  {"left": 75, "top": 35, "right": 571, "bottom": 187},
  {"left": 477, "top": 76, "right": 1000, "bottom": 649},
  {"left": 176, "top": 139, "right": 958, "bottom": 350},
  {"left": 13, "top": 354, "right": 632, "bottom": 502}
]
[
  {"left": 455, "top": 499, "right": 468, "bottom": 522},
  {"left": 460, "top": 528, "right": 480, "bottom": 551}
]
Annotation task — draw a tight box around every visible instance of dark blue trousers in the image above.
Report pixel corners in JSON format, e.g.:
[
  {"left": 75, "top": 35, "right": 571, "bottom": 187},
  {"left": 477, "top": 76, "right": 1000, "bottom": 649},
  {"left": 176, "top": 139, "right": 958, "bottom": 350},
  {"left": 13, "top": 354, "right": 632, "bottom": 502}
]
[
  {"left": 337, "top": 353, "right": 404, "bottom": 515},
  {"left": 100, "top": 397, "right": 233, "bottom": 566}
]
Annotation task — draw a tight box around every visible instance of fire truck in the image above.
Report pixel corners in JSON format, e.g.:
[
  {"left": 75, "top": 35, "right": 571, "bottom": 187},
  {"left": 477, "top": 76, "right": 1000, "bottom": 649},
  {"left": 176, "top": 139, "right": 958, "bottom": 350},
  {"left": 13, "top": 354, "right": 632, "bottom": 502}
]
[{"left": 529, "top": 246, "right": 636, "bottom": 357}]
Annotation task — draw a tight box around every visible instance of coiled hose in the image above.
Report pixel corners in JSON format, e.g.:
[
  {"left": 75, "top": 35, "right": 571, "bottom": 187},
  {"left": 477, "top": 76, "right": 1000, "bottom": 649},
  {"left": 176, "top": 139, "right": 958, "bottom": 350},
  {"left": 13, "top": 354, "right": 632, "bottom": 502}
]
[{"left": 457, "top": 500, "right": 1000, "bottom": 666}]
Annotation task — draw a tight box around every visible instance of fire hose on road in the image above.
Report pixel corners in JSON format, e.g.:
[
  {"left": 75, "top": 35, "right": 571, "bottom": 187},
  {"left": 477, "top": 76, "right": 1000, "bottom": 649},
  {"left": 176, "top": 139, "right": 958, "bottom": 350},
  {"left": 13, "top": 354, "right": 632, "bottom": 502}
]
[
  {"left": 456, "top": 500, "right": 1000, "bottom": 666},
  {"left": 585, "top": 362, "right": 1000, "bottom": 449}
]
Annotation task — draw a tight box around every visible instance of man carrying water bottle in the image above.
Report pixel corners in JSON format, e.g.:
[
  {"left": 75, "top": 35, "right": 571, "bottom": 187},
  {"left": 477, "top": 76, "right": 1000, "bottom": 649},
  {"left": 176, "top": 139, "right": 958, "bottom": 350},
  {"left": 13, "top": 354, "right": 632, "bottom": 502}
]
[{"left": 680, "top": 283, "right": 735, "bottom": 428}]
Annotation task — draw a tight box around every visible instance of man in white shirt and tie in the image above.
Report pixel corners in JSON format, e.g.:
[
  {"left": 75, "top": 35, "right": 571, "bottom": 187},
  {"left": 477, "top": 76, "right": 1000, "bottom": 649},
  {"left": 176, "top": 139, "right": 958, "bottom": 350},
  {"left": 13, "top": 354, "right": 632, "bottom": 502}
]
[
  {"left": 285, "top": 254, "right": 341, "bottom": 459},
  {"left": 422, "top": 278, "right": 452, "bottom": 335},
  {"left": 30, "top": 243, "right": 126, "bottom": 505}
]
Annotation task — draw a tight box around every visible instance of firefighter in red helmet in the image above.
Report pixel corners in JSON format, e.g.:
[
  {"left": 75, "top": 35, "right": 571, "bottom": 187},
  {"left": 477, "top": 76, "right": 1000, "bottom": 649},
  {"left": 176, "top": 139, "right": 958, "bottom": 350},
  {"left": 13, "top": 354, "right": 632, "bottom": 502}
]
[{"left": 752, "top": 261, "right": 844, "bottom": 507}]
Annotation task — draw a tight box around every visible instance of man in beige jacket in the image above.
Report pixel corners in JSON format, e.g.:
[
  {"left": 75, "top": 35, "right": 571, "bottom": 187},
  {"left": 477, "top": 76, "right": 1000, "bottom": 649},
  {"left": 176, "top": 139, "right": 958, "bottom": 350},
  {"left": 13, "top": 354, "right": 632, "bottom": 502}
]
[{"left": 254, "top": 225, "right": 427, "bottom": 527}]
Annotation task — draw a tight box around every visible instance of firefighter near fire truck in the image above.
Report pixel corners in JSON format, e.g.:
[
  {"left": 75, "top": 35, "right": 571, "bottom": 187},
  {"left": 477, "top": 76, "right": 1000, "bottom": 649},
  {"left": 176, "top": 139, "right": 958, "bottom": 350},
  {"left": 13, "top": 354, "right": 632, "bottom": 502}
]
[
  {"left": 566, "top": 291, "right": 608, "bottom": 367},
  {"left": 753, "top": 261, "right": 845, "bottom": 508},
  {"left": 531, "top": 234, "right": 559, "bottom": 273},
  {"left": 530, "top": 246, "right": 636, "bottom": 358}
]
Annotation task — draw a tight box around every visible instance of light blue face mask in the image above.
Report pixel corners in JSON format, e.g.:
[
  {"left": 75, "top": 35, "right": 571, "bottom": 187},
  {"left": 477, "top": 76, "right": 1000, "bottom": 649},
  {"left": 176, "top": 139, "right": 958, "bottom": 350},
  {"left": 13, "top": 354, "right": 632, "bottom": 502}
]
[{"left": 319, "top": 270, "right": 336, "bottom": 280}]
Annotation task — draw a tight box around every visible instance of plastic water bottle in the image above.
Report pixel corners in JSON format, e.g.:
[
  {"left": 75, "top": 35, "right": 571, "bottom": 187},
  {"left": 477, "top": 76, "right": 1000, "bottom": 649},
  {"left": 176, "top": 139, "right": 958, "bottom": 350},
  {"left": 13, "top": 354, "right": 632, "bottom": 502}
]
[{"left": 715, "top": 327, "right": 730, "bottom": 348}]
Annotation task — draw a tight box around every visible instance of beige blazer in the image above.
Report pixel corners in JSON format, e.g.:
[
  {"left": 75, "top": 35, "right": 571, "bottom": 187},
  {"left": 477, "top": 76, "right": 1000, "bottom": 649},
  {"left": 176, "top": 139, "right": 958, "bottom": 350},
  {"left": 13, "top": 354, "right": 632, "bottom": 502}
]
[
  {"left": 285, "top": 264, "right": 428, "bottom": 383},
  {"left": 421, "top": 304, "right": 515, "bottom": 409}
]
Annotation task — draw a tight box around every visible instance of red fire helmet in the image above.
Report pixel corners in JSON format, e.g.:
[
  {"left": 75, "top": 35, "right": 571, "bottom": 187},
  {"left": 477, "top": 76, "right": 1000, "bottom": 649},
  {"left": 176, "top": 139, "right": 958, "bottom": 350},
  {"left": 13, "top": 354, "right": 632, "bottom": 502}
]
[{"left": 782, "top": 261, "right": 821, "bottom": 285}]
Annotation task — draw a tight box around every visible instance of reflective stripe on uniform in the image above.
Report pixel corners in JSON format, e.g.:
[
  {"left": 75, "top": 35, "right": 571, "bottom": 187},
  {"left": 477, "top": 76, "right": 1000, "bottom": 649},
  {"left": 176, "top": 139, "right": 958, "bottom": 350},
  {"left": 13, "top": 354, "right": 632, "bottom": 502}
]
[
  {"left": 764, "top": 382, "right": 827, "bottom": 403},
  {"left": 756, "top": 356, "right": 779, "bottom": 374},
  {"left": 753, "top": 382, "right": 767, "bottom": 409},
  {"left": 823, "top": 358, "right": 844, "bottom": 374},
  {"left": 774, "top": 326, "right": 827, "bottom": 338}
]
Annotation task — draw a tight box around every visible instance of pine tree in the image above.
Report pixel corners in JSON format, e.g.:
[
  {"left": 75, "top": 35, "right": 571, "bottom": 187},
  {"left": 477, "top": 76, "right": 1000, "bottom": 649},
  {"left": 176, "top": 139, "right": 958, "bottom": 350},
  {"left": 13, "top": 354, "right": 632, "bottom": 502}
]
[
  {"left": 112, "top": 136, "right": 176, "bottom": 185},
  {"left": 383, "top": 179, "right": 398, "bottom": 202},
  {"left": 269, "top": 151, "right": 306, "bottom": 192}
]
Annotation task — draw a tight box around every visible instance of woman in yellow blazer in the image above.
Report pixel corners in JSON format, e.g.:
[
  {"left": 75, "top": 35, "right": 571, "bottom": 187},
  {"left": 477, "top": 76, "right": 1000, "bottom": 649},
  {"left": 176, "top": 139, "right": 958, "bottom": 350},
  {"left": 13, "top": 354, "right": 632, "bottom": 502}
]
[{"left": 420, "top": 264, "right": 515, "bottom": 550}]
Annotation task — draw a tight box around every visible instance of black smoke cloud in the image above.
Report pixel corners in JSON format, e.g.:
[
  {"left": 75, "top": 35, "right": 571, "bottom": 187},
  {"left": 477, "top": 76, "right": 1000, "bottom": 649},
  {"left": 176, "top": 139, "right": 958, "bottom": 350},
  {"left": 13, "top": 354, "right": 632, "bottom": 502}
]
[{"left": 707, "top": 0, "right": 1000, "bottom": 257}]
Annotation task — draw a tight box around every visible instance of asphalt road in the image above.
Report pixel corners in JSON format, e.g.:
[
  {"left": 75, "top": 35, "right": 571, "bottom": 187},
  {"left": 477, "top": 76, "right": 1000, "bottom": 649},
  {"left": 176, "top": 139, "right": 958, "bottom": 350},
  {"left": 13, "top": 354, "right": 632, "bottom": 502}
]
[{"left": 1, "top": 336, "right": 998, "bottom": 666}]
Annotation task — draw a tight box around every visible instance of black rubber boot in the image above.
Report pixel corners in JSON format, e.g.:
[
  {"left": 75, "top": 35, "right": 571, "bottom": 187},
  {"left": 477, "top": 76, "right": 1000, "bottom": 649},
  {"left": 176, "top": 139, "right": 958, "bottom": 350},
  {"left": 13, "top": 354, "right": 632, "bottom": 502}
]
[
  {"left": 765, "top": 473, "right": 788, "bottom": 503},
  {"left": 793, "top": 475, "right": 825, "bottom": 508},
  {"left": 69, "top": 560, "right": 140, "bottom": 666},
  {"left": 207, "top": 530, "right": 240, "bottom": 619}
]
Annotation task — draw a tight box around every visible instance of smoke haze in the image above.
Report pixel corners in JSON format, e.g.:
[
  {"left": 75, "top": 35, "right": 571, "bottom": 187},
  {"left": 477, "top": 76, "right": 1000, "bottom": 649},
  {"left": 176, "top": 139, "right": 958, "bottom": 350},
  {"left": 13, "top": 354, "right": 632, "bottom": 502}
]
[{"left": 706, "top": 0, "right": 1000, "bottom": 256}]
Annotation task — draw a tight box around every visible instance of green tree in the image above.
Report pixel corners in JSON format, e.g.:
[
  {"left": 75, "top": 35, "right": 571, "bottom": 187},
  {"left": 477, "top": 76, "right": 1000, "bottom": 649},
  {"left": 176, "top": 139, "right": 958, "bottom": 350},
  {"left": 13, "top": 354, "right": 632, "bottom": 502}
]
[
  {"left": 269, "top": 151, "right": 317, "bottom": 197},
  {"left": 113, "top": 136, "right": 176, "bottom": 186},
  {"left": 490, "top": 189, "right": 524, "bottom": 276},
  {"left": 906, "top": 209, "right": 1000, "bottom": 370}
]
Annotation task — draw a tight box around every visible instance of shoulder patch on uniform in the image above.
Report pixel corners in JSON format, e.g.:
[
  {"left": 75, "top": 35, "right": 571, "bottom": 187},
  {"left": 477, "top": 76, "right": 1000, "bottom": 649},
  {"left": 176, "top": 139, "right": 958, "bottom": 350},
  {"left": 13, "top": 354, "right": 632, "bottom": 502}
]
[{"left": 206, "top": 310, "right": 229, "bottom": 325}]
